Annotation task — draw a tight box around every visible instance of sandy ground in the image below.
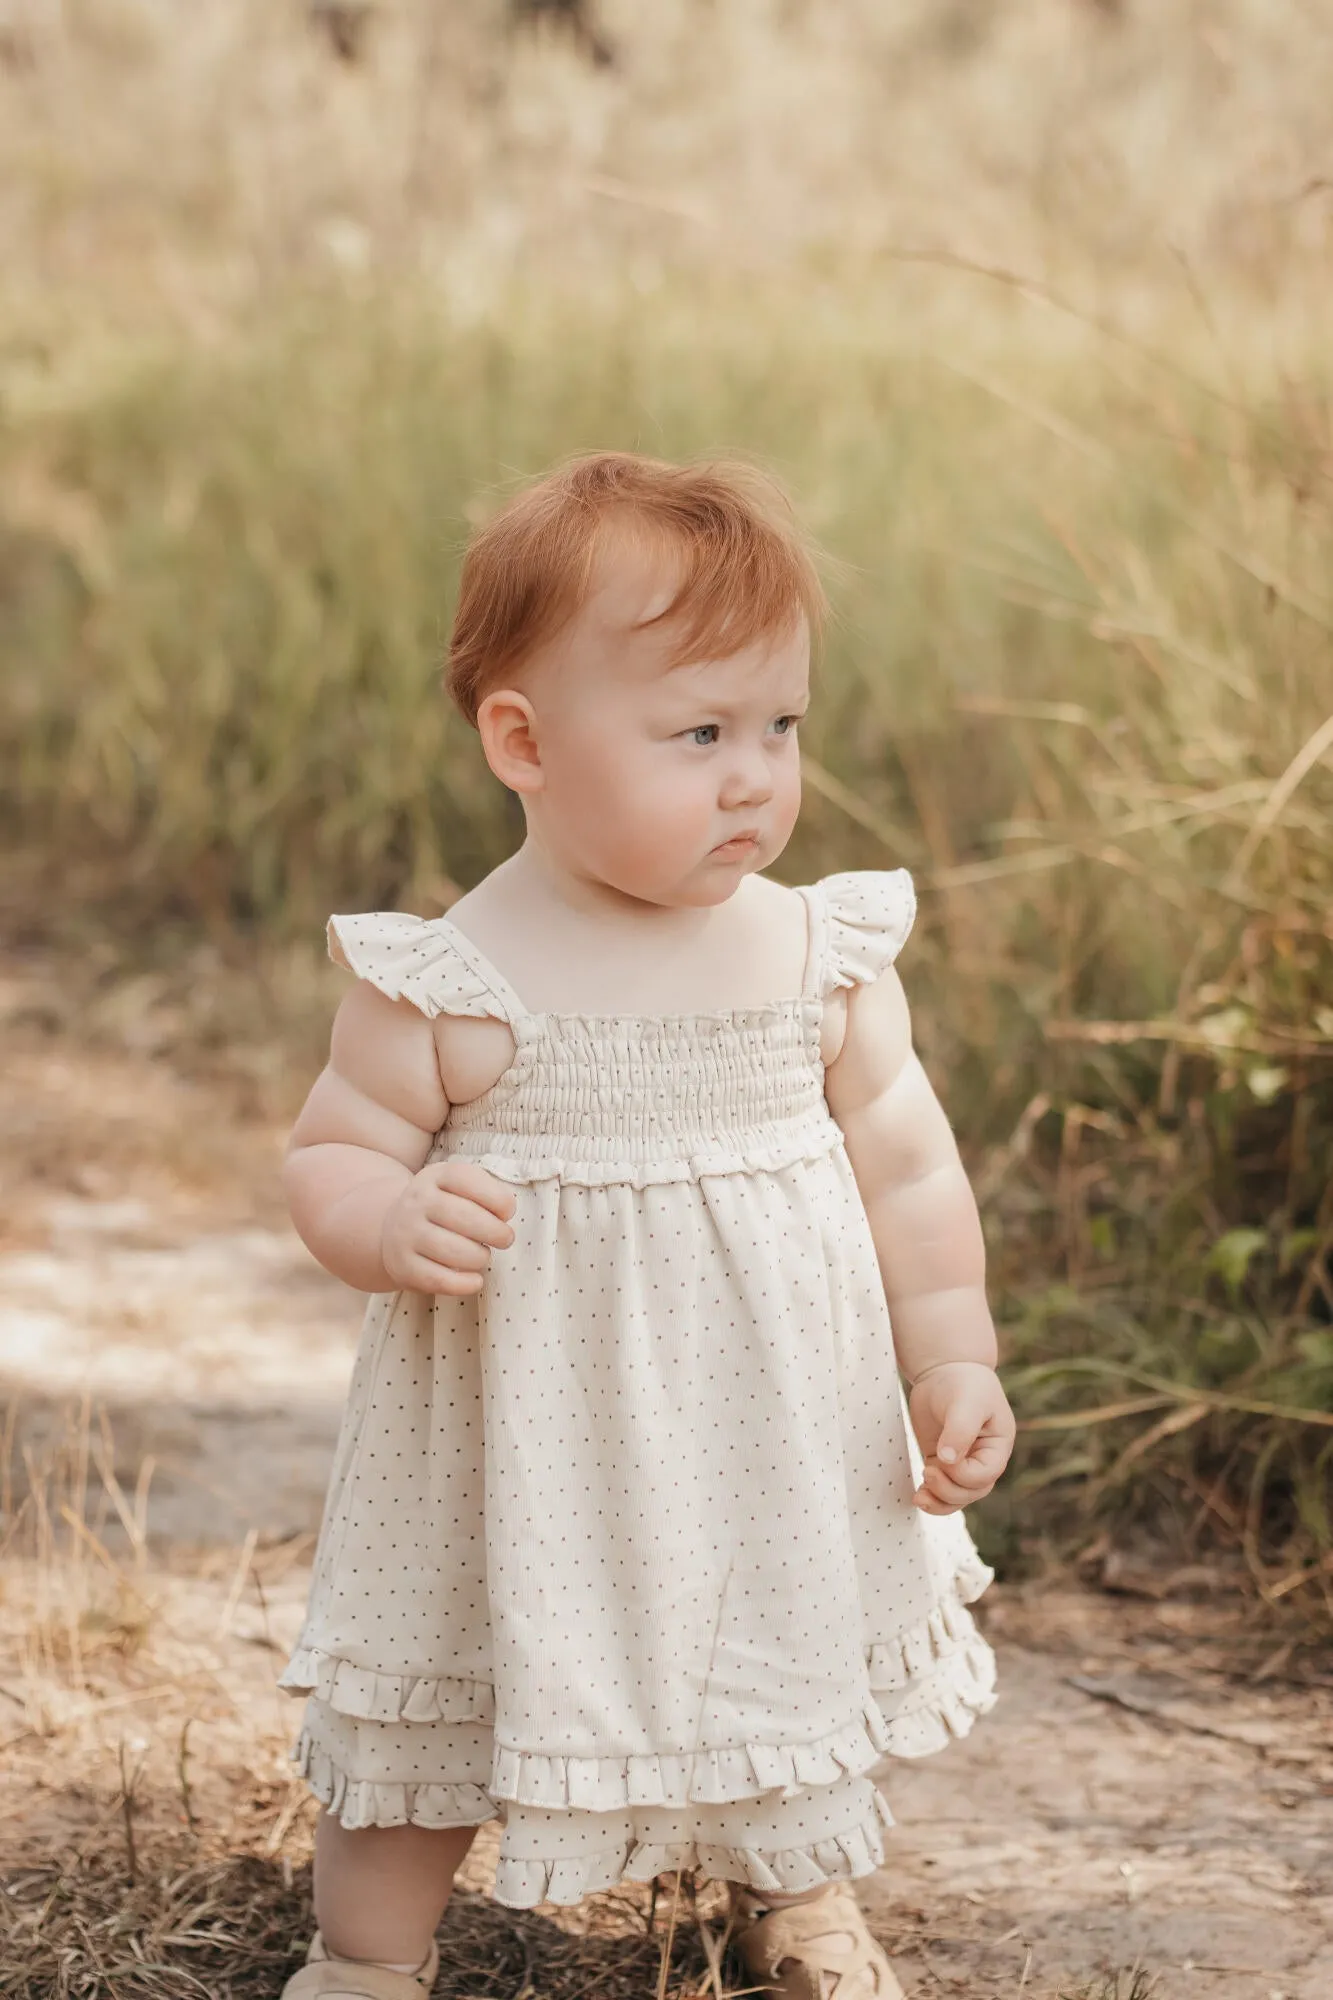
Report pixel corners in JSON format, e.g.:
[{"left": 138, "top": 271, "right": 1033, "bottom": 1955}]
[{"left": 2, "top": 1024, "right": 1330, "bottom": 1998}]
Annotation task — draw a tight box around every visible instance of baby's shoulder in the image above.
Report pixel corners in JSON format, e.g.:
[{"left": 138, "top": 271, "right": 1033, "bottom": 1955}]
[
  {"left": 717, "top": 872, "right": 805, "bottom": 997},
  {"left": 745, "top": 869, "right": 806, "bottom": 930},
  {"left": 736, "top": 867, "right": 917, "bottom": 1002},
  {"left": 325, "top": 899, "right": 520, "bottom": 1107}
]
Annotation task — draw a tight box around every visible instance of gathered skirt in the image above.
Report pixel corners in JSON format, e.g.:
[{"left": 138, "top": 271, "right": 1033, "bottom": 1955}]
[{"left": 283, "top": 1157, "right": 997, "bottom": 1907}]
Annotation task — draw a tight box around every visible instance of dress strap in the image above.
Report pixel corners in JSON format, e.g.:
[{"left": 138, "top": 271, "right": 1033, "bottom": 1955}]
[
  {"left": 432, "top": 916, "right": 531, "bottom": 1023},
  {"left": 798, "top": 869, "right": 917, "bottom": 998},
  {"left": 795, "top": 882, "right": 830, "bottom": 1002},
  {"left": 326, "top": 911, "right": 528, "bottom": 1025}
]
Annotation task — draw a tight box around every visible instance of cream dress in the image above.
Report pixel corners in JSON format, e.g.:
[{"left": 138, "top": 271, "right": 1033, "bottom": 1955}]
[{"left": 281, "top": 869, "right": 996, "bottom": 1908}]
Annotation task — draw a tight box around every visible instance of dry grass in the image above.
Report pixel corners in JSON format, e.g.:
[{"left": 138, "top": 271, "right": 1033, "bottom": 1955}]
[
  {"left": 0, "top": 1408, "right": 1198, "bottom": 1999},
  {"left": 2, "top": 0, "right": 1333, "bottom": 329},
  {"left": 0, "top": 1841, "right": 1168, "bottom": 2000},
  {"left": 0, "top": 1855, "right": 757, "bottom": 2000}
]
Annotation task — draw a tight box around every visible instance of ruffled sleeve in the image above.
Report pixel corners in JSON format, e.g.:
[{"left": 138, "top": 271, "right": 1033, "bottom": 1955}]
[
  {"left": 326, "top": 912, "right": 515, "bottom": 1022},
  {"left": 816, "top": 868, "right": 916, "bottom": 993}
]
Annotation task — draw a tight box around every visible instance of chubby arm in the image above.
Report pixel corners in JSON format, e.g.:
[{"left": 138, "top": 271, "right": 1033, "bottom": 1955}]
[
  {"left": 283, "top": 979, "right": 514, "bottom": 1295},
  {"left": 824, "top": 967, "right": 1014, "bottom": 1513},
  {"left": 823, "top": 969, "right": 993, "bottom": 1377}
]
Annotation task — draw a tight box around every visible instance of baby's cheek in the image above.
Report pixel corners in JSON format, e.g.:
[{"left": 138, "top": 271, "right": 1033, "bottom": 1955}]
[
  {"left": 579, "top": 763, "right": 686, "bottom": 868},
  {"left": 620, "top": 793, "right": 715, "bottom": 888},
  {"left": 772, "top": 763, "right": 803, "bottom": 837}
]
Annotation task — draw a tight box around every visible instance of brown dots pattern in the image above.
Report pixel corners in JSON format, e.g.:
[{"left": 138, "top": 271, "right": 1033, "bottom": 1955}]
[{"left": 282, "top": 871, "right": 998, "bottom": 1907}]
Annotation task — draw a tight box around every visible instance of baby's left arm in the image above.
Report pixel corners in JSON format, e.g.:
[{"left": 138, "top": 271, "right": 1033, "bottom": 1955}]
[{"left": 824, "top": 967, "right": 1016, "bottom": 1515}]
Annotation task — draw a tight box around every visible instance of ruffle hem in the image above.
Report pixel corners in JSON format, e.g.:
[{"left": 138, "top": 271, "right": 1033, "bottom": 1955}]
[
  {"left": 296, "top": 1735, "right": 898, "bottom": 1907},
  {"left": 279, "top": 1649, "right": 496, "bottom": 1725},
  {"left": 285, "top": 1558, "right": 993, "bottom": 1816}
]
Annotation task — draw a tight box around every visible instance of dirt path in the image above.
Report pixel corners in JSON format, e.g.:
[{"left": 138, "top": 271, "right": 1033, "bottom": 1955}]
[{"left": 2, "top": 1029, "right": 1329, "bottom": 1997}]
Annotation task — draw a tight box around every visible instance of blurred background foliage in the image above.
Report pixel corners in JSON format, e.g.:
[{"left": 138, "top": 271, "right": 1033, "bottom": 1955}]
[{"left": 1, "top": 0, "right": 1330, "bottom": 1616}]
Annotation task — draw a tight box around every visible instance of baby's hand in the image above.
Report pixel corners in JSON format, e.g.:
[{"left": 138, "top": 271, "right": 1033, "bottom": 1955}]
[
  {"left": 380, "top": 1160, "right": 517, "bottom": 1296},
  {"left": 908, "top": 1361, "right": 1015, "bottom": 1516}
]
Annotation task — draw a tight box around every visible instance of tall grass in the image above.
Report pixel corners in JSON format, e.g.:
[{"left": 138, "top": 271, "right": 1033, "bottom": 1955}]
[
  {"left": 2, "top": 278, "right": 1330, "bottom": 1610},
  {"left": 4, "top": 1, "right": 1333, "bottom": 322}
]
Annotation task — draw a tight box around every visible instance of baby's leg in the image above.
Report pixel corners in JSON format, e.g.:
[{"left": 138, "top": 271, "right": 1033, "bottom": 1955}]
[
  {"left": 728, "top": 1881, "right": 832, "bottom": 1908},
  {"left": 314, "top": 1813, "right": 479, "bottom": 1967}
]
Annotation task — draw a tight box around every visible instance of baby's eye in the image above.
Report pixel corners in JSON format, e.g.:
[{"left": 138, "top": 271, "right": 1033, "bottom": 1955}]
[
  {"left": 686, "top": 724, "right": 720, "bottom": 746},
  {"left": 771, "top": 714, "right": 801, "bottom": 737}
]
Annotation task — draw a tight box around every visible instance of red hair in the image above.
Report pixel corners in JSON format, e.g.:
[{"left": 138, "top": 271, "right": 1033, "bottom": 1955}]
[{"left": 446, "top": 451, "right": 826, "bottom": 727}]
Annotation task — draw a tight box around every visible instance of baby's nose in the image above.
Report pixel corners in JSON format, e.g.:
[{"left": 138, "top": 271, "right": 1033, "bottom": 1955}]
[{"left": 719, "top": 752, "right": 775, "bottom": 809}]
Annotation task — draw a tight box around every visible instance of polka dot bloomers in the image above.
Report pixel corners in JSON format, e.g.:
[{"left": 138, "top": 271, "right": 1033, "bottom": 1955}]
[{"left": 280, "top": 868, "right": 997, "bottom": 1908}]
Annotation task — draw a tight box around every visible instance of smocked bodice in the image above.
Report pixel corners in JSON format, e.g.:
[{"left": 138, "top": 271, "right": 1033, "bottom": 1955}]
[
  {"left": 326, "top": 868, "right": 917, "bottom": 1188},
  {"left": 437, "top": 1002, "right": 832, "bottom": 1185}
]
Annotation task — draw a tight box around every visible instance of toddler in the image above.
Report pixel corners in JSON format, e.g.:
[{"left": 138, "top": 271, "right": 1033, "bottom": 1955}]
[{"left": 278, "top": 452, "right": 1015, "bottom": 2000}]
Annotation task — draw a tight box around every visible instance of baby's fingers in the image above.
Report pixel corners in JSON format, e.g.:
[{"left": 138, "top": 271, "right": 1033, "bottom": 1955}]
[
  {"left": 941, "top": 1437, "right": 1007, "bottom": 1491},
  {"left": 915, "top": 1442, "right": 1006, "bottom": 1511},
  {"left": 411, "top": 1223, "right": 494, "bottom": 1274},
  {"left": 936, "top": 1390, "right": 999, "bottom": 1470},
  {"left": 425, "top": 1189, "right": 516, "bottom": 1250},
  {"left": 430, "top": 1160, "right": 518, "bottom": 1222},
  {"left": 916, "top": 1462, "right": 978, "bottom": 1511},
  {"left": 966, "top": 1429, "right": 1015, "bottom": 1481},
  {"left": 394, "top": 1252, "right": 485, "bottom": 1298},
  {"left": 913, "top": 1471, "right": 977, "bottom": 1515}
]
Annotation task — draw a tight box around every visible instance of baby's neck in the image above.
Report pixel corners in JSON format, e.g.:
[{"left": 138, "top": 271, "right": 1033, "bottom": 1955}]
[
  {"left": 502, "top": 838, "right": 716, "bottom": 931},
  {"left": 447, "top": 845, "right": 808, "bottom": 1019}
]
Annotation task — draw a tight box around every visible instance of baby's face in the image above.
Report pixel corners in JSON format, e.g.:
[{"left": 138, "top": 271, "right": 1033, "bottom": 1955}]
[{"left": 518, "top": 543, "right": 809, "bottom": 907}]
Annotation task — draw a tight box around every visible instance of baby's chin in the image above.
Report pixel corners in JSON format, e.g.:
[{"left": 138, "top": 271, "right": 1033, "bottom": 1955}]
[{"left": 615, "top": 851, "right": 774, "bottom": 909}]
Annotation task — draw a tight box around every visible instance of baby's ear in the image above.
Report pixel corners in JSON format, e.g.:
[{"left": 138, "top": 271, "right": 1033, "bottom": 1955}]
[{"left": 477, "top": 688, "right": 545, "bottom": 793}]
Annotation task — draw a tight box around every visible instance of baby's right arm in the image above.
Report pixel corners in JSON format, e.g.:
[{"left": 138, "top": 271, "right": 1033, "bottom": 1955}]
[{"left": 283, "top": 978, "right": 516, "bottom": 1295}]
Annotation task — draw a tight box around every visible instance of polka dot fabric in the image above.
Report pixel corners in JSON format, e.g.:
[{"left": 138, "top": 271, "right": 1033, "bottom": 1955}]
[{"left": 281, "top": 869, "right": 997, "bottom": 1907}]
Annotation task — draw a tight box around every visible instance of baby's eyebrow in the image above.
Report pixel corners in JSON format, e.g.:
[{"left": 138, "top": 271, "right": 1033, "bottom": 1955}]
[{"left": 655, "top": 675, "right": 810, "bottom": 712}]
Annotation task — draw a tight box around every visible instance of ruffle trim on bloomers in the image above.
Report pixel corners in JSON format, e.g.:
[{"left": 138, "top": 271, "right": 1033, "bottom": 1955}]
[
  {"left": 296, "top": 1736, "right": 495, "bottom": 1832},
  {"left": 295, "top": 1736, "right": 897, "bottom": 1908},
  {"left": 500, "top": 1784, "right": 896, "bottom": 1907}
]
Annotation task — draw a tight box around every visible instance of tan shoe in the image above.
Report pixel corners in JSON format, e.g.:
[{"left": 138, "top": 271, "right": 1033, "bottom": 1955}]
[
  {"left": 727, "top": 1881, "right": 905, "bottom": 2000},
  {"left": 281, "top": 1932, "right": 440, "bottom": 1998}
]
